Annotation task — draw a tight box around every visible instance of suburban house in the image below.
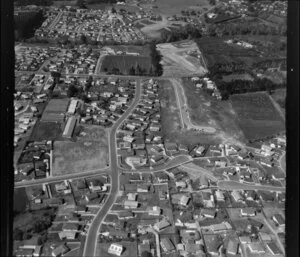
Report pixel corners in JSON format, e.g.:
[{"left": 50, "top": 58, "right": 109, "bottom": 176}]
[
  {"left": 240, "top": 208, "right": 256, "bottom": 217},
  {"left": 154, "top": 219, "right": 171, "bottom": 232},
  {"left": 160, "top": 238, "right": 175, "bottom": 253},
  {"left": 108, "top": 243, "right": 123, "bottom": 256}
]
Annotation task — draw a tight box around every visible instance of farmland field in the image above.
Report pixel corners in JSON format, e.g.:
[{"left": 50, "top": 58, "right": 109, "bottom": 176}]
[
  {"left": 271, "top": 88, "right": 286, "bottom": 114},
  {"left": 149, "top": 0, "right": 211, "bottom": 16},
  {"left": 230, "top": 92, "right": 285, "bottom": 141},
  {"left": 100, "top": 55, "right": 153, "bottom": 75},
  {"left": 52, "top": 127, "right": 109, "bottom": 175}
]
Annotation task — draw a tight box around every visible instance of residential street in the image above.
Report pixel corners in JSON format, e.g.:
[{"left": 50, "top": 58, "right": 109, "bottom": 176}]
[{"left": 82, "top": 79, "right": 141, "bottom": 257}]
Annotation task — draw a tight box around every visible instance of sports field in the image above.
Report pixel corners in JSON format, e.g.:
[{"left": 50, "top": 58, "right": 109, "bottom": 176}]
[
  {"left": 100, "top": 55, "right": 153, "bottom": 75},
  {"left": 52, "top": 126, "right": 109, "bottom": 175}
]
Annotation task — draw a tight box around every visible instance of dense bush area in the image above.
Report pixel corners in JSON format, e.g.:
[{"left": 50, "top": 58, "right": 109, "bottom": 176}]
[
  {"left": 216, "top": 78, "right": 286, "bottom": 100},
  {"left": 15, "top": 10, "right": 46, "bottom": 40}
]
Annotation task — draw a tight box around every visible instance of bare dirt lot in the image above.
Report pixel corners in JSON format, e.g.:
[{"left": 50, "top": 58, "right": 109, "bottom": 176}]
[
  {"left": 159, "top": 79, "right": 225, "bottom": 147},
  {"left": 180, "top": 78, "right": 246, "bottom": 146},
  {"left": 52, "top": 126, "right": 109, "bottom": 176},
  {"left": 157, "top": 40, "right": 208, "bottom": 77}
]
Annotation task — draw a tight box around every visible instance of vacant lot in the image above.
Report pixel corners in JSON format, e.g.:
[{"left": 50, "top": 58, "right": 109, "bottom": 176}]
[
  {"left": 30, "top": 121, "right": 63, "bottom": 141},
  {"left": 230, "top": 92, "right": 285, "bottom": 140},
  {"left": 100, "top": 55, "right": 152, "bottom": 75},
  {"left": 53, "top": 127, "right": 109, "bottom": 175},
  {"left": 159, "top": 79, "right": 227, "bottom": 147},
  {"left": 96, "top": 242, "right": 138, "bottom": 257},
  {"left": 181, "top": 78, "right": 246, "bottom": 145},
  {"left": 159, "top": 79, "right": 182, "bottom": 133}
]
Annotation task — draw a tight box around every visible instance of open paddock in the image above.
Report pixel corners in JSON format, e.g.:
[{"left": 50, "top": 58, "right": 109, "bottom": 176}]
[
  {"left": 230, "top": 92, "right": 285, "bottom": 141},
  {"left": 52, "top": 136, "right": 109, "bottom": 176}
]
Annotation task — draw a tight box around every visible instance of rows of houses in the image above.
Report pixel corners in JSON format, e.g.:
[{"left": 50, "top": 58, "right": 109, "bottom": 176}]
[
  {"left": 80, "top": 78, "right": 136, "bottom": 127},
  {"left": 35, "top": 8, "right": 146, "bottom": 44},
  {"left": 117, "top": 79, "right": 168, "bottom": 169}
]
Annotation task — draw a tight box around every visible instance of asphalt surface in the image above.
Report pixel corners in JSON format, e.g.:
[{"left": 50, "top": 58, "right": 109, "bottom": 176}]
[{"left": 82, "top": 79, "right": 141, "bottom": 257}]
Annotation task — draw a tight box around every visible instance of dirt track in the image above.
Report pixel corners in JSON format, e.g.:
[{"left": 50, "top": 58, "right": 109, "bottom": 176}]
[{"left": 170, "top": 78, "right": 216, "bottom": 133}]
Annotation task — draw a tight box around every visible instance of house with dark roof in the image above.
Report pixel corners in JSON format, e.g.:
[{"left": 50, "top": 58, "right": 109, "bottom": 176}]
[
  {"left": 201, "top": 209, "right": 216, "bottom": 218},
  {"left": 85, "top": 192, "right": 99, "bottom": 202},
  {"left": 52, "top": 244, "right": 69, "bottom": 257},
  {"left": 248, "top": 242, "right": 265, "bottom": 254},
  {"left": 227, "top": 239, "right": 239, "bottom": 255},
  {"left": 132, "top": 138, "right": 145, "bottom": 149},
  {"left": 160, "top": 238, "right": 175, "bottom": 253},
  {"left": 240, "top": 208, "right": 256, "bottom": 217},
  {"left": 154, "top": 219, "right": 171, "bottom": 232}
]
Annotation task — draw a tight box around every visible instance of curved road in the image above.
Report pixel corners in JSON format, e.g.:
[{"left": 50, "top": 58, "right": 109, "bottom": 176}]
[{"left": 82, "top": 79, "right": 142, "bottom": 257}]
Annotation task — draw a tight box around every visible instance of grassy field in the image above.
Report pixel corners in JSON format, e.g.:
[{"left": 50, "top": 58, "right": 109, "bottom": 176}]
[
  {"left": 30, "top": 121, "right": 63, "bottom": 141},
  {"left": 52, "top": 126, "right": 109, "bottom": 175},
  {"left": 222, "top": 73, "right": 254, "bottom": 82},
  {"left": 102, "top": 45, "right": 152, "bottom": 56},
  {"left": 149, "top": 0, "right": 211, "bottom": 16},
  {"left": 96, "top": 242, "right": 138, "bottom": 257},
  {"left": 230, "top": 92, "right": 285, "bottom": 141},
  {"left": 100, "top": 55, "right": 153, "bottom": 75}
]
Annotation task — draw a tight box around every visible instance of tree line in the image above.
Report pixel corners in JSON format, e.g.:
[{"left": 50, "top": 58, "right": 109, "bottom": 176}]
[{"left": 216, "top": 78, "right": 286, "bottom": 100}]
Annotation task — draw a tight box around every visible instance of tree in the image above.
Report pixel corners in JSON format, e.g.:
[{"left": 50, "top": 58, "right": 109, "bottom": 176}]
[
  {"left": 77, "top": 0, "right": 86, "bottom": 8},
  {"left": 129, "top": 66, "right": 135, "bottom": 75},
  {"left": 67, "top": 84, "right": 78, "bottom": 97},
  {"left": 141, "top": 251, "right": 152, "bottom": 257},
  {"left": 13, "top": 228, "right": 23, "bottom": 241},
  {"left": 80, "top": 34, "right": 87, "bottom": 44},
  {"left": 50, "top": 71, "right": 61, "bottom": 84}
]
